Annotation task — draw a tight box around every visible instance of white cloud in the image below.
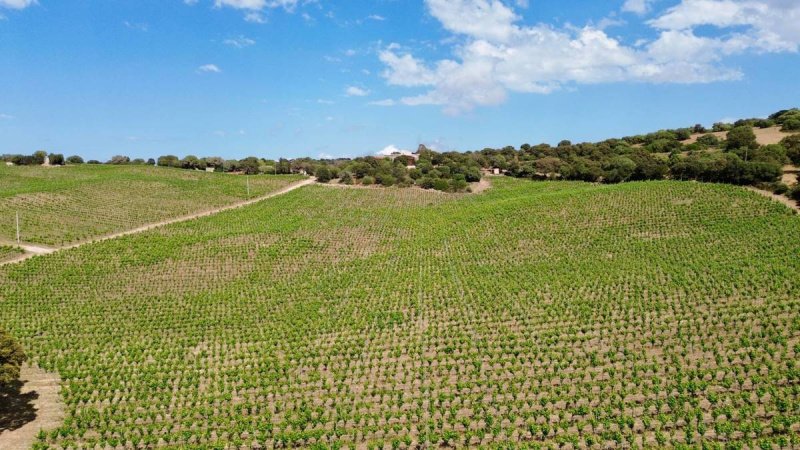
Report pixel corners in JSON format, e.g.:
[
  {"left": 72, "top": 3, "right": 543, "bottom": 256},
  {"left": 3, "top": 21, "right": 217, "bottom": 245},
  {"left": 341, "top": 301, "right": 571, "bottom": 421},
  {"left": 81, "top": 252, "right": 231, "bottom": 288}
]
[
  {"left": 317, "top": 99, "right": 335, "bottom": 104},
  {"left": 426, "top": 0, "right": 519, "bottom": 43},
  {"left": 0, "top": 0, "right": 35, "bottom": 9},
  {"left": 214, "top": 0, "right": 304, "bottom": 12},
  {"left": 622, "top": 0, "right": 656, "bottom": 15},
  {"left": 367, "top": 14, "right": 386, "bottom": 21},
  {"left": 369, "top": 99, "right": 396, "bottom": 106},
  {"left": 123, "top": 21, "right": 149, "bottom": 32},
  {"left": 0, "top": 113, "right": 14, "bottom": 119},
  {"left": 650, "top": 0, "right": 800, "bottom": 52},
  {"left": 197, "top": 64, "right": 222, "bottom": 73},
  {"left": 377, "top": 145, "right": 413, "bottom": 156},
  {"left": 224, "top": 35, "right": 256, "bottom": 48},
  {"left": 378, "top": 0, "right": 800, "bottom": 114},
  {"left": 345, "top": 86, "right": 370, "bottom": 97}
]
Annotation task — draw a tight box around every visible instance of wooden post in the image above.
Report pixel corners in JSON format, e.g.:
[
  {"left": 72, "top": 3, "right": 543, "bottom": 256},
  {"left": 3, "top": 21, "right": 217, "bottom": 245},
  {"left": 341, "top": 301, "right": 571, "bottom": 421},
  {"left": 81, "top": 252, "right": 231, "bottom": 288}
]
[
  {"left": 16, "top": 211, "right": 20, "bottom": 244},
  {"left": 247, "top": 176, "right": 250, "bottom": 198}
]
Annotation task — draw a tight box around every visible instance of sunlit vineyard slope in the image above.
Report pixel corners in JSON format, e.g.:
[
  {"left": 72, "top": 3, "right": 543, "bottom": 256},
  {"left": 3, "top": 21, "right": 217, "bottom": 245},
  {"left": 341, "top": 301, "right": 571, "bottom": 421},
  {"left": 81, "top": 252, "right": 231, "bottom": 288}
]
[
  {"left": 0, "top": 164, "right": 303, "bottom": 246},
  {"left": 1, "top": 178, "right": 799, "bottom": 448}
]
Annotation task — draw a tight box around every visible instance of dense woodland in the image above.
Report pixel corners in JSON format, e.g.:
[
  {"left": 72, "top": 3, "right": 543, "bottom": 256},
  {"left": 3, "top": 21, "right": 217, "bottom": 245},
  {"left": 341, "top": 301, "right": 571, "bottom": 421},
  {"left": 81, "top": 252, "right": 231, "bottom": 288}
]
[{"left": 3, "top": 108, "right": 800, "bottom": 197}]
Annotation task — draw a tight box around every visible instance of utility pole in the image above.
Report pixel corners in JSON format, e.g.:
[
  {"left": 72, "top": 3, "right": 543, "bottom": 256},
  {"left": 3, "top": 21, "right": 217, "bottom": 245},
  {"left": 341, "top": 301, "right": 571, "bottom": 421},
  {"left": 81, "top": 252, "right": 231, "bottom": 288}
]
[{"left": 16, "top": 211, "right": 20, "bottom": 244}]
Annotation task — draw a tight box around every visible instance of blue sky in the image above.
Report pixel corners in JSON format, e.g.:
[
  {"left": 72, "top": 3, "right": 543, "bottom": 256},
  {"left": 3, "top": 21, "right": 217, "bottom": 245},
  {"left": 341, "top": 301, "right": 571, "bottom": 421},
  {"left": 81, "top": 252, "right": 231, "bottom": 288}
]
[{"left": 1, "top": 0, "right": 799, "bottom": 161}]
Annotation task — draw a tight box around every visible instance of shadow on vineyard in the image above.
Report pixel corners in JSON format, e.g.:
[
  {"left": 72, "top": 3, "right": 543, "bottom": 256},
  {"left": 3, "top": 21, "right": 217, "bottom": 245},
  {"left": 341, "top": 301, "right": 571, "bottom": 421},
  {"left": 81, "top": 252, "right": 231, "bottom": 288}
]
[{"left": 0, "top": 382, "right": 38, "bottom": 433}]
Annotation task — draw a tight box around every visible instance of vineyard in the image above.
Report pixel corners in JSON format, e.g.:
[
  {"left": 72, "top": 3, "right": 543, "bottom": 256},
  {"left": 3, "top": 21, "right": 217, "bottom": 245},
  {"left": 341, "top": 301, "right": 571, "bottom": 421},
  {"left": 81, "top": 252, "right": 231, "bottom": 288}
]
[
  {"left": 0, "top": 245, "right": 23, "bottom": 263},
  {"left": 1, "top": 177, "right": 799, "bottom": 449},
  {"left": 0, "top": 164, "right": 303, "bottom": 246}
]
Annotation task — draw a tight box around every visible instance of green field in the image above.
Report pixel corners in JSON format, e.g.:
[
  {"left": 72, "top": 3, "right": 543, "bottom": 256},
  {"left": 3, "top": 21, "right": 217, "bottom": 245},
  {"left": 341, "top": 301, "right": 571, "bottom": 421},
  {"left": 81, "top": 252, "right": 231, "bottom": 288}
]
[
  {"left": 0, "top": 245, "right": 24, "bottom": 263},
  {"left": 0, "top": 164, "right": 303, "bottom": 246},
  {"left": 1, "top": 177, "right": 799, "bottom": 448}
]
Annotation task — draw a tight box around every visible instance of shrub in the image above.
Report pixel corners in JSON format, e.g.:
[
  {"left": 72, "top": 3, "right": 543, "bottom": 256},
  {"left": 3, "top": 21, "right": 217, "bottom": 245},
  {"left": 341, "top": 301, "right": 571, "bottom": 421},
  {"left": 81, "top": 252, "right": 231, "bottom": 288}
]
[
  {"left": 66, "top": 155, "right": 85, "bottom": 164},
  {"left": 157, "top": 155, "right": 180, "bottom": 167},
  {"left": 772, "top": 183, "right": 789, "bottom": 195},
  {"left": 315, "top": 166, "right": 333, "bottom": 183},
  {"left": 782, "top": 118, "right": 800, "bottom": 131},
  {"left": 339, "top": 171, "right": 353, "bottom": 185},
  {"left": 789, "top": 185, "right": 800, "bottom": 202},
  {"left": 48, "top": 153, "right": 65, "bottom": 166},
  {"left": 361, "top": 176, "right": 375, "bottom": 186},
  {"left": 726, "top": 126, "right": 758, "bottom": 151},
  {"left": 432, "top": 178, "right": 449, "bottom": 191},
  {"left": 697, "top": 134, "right": 720, "bottom": 147},
  {"left": 781, "top": 135, "right": 800, "bottom": 165},
  {"left": 0, "top": 328, "right": 26, "bottom": 387},
  {"left": 602, "top": 156, "right": 636, "bottom": 183}
]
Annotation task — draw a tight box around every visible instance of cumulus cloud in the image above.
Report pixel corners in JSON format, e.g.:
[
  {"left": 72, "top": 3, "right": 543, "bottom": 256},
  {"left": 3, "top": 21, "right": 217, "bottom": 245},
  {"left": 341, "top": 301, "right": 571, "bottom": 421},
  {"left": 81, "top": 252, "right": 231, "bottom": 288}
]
[
  {"left": 378, "top": 0, "right": 800, "bottom": 114},
  {"left": 224, "top": 35, "right": 256, "bottom": 48},
  {"left": 345, "top": 86, "right": 370, "bottom": 97},
  {"left": 376, "top": 145, "right": 413, "bottom": 156},
  {"left": 622, "top": 0, "right": 657, "bottom": 15},
  {"left": 0, "top": 0, "right": 35, "bottom": 9},
  {"left": 197, "top": 64, "right": 222, "bottom": 73}
]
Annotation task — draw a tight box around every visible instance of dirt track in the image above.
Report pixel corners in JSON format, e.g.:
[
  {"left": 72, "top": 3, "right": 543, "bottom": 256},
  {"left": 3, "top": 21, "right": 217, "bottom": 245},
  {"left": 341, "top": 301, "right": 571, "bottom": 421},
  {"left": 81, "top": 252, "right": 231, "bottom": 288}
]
[{"left": 0, "top": 364, "right": 64, "bottom": 450}]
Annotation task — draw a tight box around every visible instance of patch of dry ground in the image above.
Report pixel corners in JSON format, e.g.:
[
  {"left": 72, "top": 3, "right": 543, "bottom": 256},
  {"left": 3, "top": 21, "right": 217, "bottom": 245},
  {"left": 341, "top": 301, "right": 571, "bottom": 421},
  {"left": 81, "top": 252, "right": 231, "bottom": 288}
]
[
  {"left": 0, "top": 364, "right": 64, "bottom": 450},
  {"left": 782, "top": 165, "right": 798, "bottom": 186},
  {"left": 684, "top": 126, "right": 798, "bottom": 146}
]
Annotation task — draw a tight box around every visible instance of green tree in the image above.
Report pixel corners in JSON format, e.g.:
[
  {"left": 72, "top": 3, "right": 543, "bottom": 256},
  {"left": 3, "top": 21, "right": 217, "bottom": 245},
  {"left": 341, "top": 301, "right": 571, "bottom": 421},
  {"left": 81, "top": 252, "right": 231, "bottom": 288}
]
[
  {"left": 32, "top": 150, "right": 47, "bottom": 165},
  {"left": 0, "top": 328, "right": 26, "bottom": 387},
  {"left": 157, "top": 155, "right": 180, "bottom": 167},
  {"left": 66, "top": 155, "right": 85, "bottom": 164},
  {"left": 780, "top": 134, "right": 800, "bottom": 165},
  {"left": 603, "top": 156, "right": 636, "bottom": 183},
  {"left": 48, "top": 153, "right": 65, "bottom": 165},
  {"left": 725, "top": 126, "right": 758, "bottom": 151},
  {"left": 316, "top": 165, "right": 333, "bottom": 183}
]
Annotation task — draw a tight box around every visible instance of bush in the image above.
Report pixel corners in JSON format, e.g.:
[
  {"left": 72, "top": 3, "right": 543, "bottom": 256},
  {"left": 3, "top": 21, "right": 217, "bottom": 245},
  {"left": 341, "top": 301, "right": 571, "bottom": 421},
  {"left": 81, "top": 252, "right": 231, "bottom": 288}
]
[
  {"left": 781, "top": 134, "right": 800, "bottom": 165},
  {"left": 697, "top": 134, "right": 720, "bottom": 147},
  {"left": 339, "top": 171, "right": 353, "bottom": 185},
  {"left": 0, "top": 328, "right": 26, "bottom": 387},
  {"left": 48, "top": 153, "right": 65, "bottom": 165},
  {"left": 789, "top": 185, "right": 800, "bottom": 202},
  {"left": 726, "top": 126, "right": 758, "bottom": 151},
  {"left": 361, "top": 176, "right": 375, "bottom": 186},
  {"left": 772, "top": 183, "right": 789, "bottom": 195},
  {"left": 602, "top": 156, "right": 636, "bottom": 183},
  {"left": 66, "top": 155, "right": 85, "bottom": 164},
  {"left": 433, "top": 178, "right": 449, "bottom": 191},
  {"left": 157, "top": 155, "right": 180, "bottom": 167},
  {"left": 782, "top": 118, "right": 800, "bottom": 131},
  {"left": 417, "top": 177, "right": 435, "bottom": 189},
  {"left": 316, "top": 166, "right": 333, "bottom": 183},
  {"left": 108, "top": 155, "right": 131, "bottom": 165}
]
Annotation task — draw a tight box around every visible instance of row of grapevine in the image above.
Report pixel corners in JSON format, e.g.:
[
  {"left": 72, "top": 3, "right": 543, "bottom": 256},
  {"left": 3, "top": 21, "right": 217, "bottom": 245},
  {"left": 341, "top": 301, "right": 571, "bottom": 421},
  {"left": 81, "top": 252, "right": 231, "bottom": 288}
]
[{"left": 1, "top": 178, "right": 798, "bottom": 448}]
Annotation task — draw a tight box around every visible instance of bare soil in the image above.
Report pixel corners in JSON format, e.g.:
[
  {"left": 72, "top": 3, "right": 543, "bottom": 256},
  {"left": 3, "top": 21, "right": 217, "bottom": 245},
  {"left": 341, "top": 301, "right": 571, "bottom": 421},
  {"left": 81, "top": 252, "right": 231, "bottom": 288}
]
[
  {"left": 684, "top": 126, "right": 798, "bottom": 146},
  {"left": 470, "top": 177, "right": 493, "bottom": 194},
  {"left": 0, "top": 364, "right": 64, "bottom": 450},
  {"left": 782, "top": 165, "right": 798, "bottom": 186}
]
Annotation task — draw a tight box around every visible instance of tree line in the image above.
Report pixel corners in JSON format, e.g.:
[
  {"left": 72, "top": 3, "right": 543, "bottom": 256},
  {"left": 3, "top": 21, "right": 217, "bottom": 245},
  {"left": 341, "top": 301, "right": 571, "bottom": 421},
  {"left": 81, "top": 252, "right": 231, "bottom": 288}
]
[{"left": 3, "top": 108, "right": 799, "bottom": 197}]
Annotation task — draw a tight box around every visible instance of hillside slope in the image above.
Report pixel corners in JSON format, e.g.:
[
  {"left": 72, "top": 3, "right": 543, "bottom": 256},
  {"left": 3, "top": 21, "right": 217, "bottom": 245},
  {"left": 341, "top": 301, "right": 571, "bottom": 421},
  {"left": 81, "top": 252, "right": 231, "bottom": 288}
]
[
  {"left": 0, "top": 165, "right": 303, "bottom": 246},
  {"left": 1, "top": 178, "right": 798, "bottom": 448}
]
